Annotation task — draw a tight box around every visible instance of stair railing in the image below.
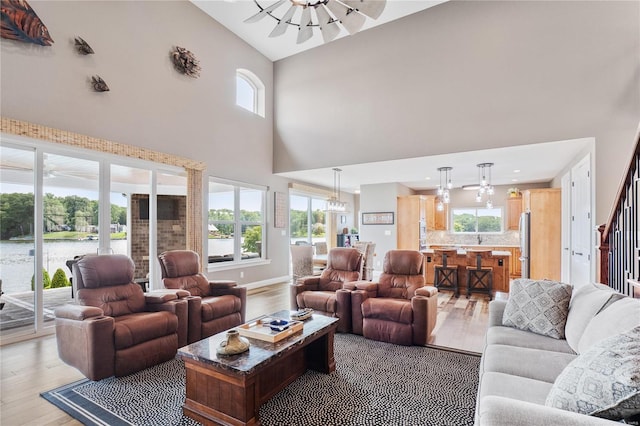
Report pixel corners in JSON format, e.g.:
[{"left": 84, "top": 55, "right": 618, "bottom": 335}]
[{"left": 598, "top": 126, "right": 640, "bottom": 297}]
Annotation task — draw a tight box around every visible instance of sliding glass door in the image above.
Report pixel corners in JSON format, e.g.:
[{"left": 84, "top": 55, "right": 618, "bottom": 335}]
[
  {"left": 0, "top": 145, "right": 36, "bottom": 334},
  {"left": 0, "top": 137, "right": 187, "bottom": 341}
]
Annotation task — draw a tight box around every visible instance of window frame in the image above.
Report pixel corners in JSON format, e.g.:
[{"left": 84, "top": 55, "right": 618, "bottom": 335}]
[
  {"left": 451, "top": 206, "right": 504, "bottom": 234},
  {"left": 236, "top": 68, "right": 265, "bottom": 118},
  {"left": 207, "top": 177, "right": 268, "bottom": 271},
  {"left": 289, "top": 192, "right": 327, "bottom": 246}
]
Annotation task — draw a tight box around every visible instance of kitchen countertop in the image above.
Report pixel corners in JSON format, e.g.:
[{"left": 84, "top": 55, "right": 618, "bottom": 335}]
[{"left": 422, "top": 249, "right": 511, "bottom": 256}]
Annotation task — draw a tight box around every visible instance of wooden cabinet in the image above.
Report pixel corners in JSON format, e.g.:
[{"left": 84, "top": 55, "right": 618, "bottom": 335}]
[
  {"left": 509, "top": 246, "right": 522, "bottom": 278},
  {"left": 522, "top": 188, "right": 561, "bottom": 281},
  {"left": 424, "top": 195, "right": 448, "bottom": 231},
  {"left": 397, "top": 195, "right": 426, "bottom": 250},
  {"left": 506, "top": 196, "right": 522, "bottom": 231}
]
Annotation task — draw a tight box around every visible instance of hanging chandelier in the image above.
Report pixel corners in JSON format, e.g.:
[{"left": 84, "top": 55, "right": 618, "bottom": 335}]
[
  {"left": 475, "top": 163, "right": 495, "bottom": 208},
  {"left": 244, "top": 0, "right": 387, "bottom": 45},
  {"left": 326, "top": 167, "right": 347, "bottom": 213},
  {"left": 436, "top": 167, "right": 453, "bottom": 211}
]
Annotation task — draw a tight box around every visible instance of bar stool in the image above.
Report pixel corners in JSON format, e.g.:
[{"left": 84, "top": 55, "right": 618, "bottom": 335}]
[
  {"left": 465, "top": 250, "right": 493, "bottom": 300},
  {"left": 434, "top": 249, "right": 460, "bottom": 297}
]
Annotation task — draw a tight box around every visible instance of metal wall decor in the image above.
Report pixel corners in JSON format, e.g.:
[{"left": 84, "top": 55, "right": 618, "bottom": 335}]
[
  {"left": 171, "top": 46, "right": 201, "bottom": 78},
  {"left": 74, "top": 36, "right": 94, "bottom": 54},
  {"left": 91, "top": 75, "right": 109, "bottom": 92},
  {"left": 1, "top": 0, "right": 54, "bottom": 46}
]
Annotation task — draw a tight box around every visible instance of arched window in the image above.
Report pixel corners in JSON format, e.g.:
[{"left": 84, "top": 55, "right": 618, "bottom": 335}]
[{"left": 236, "top": 69, "right": 265, "bottom": 117}]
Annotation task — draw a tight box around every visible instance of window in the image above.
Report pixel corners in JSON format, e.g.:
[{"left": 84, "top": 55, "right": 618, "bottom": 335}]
[
  {"left": 452, "top": 207, "right": 503, "bottom": 233},
  {"left": 236, "top": 68, "right": 265, "bottom": 117},
  {"left": 208, "top": 178, "right": 266, "bottom": 266},
  {"left": 289, "top": 193, "right": 326, "bottom": 245}
]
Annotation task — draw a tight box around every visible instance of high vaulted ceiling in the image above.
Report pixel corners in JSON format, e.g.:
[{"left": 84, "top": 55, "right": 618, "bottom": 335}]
[
  {"left": 191, "top": 0, "right": 447, "bottom": 61},
  {"left": 191, "top": 1, "right": 595, "bottom": 194}
]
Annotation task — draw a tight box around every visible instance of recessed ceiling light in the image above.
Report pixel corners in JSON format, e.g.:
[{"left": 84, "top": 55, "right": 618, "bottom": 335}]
[
  {"left": 512, "top": 179, "right": 519, "bottom": 182},
  {"left": 425, "top": 176, "right": 431, "bottom": 180},
  {"left": 513, "top": 169, "right": 521, "bottom": 173},
  {"left": 354, "top": 189, "right": 361, "bottom": 194}
]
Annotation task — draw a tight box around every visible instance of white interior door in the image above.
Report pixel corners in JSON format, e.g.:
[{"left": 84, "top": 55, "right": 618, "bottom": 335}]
[
  {"left": 561, "top": 172, "right": 571, "bottom": 283},
  {"left": 570, "top": 155, "right": 592, "bottom": 286}
]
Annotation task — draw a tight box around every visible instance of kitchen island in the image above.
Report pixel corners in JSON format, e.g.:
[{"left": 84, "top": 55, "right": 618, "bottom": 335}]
[{"left": 422, "top": 248, "right": 511, "bottom": 294}]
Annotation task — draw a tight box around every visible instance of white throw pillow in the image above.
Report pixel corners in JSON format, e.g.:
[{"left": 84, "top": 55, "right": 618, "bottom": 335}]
[
  {"left": 545, "top": 325, "right": 640, "bottom": 421},
  {"left": 502, "top": 279, "right": 572, "bottom": 339},
  {"left": 577, "top": 296, "right": 640, "bottom": 354},
  {"left": 564, "top": 282, "right": 620, "bottom": 352}
]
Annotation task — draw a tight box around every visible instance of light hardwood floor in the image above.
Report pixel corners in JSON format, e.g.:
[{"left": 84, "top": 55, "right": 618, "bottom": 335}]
[{"left": 0, "top": 282, "right": 493, "bottom": 425}]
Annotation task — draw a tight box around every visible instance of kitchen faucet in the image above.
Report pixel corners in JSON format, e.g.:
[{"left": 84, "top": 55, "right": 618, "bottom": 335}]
[{"left": 477, "top": 234, "right": 483, "bottom": 245}]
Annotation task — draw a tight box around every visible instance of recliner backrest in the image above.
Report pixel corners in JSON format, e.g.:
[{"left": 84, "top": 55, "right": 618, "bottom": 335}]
[
  {"left": 378, "top": 250, "right": 425, "bottom": 299},
  {"left": 158, "top": 250, "right": 211, "bottom": 296},
  {"left": 74, "top": 254, "right": 146, "bottom": 316},
  {"left": 318, "top": 248, "right": 363, "bottom": 291}
]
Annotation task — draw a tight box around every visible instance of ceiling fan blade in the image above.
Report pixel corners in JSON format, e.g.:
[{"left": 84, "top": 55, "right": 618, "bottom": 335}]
[
  {"left": 315, "top": 4, "right": 341, "bottom": 43},
  {"left": 326, "top": 0, "right": 366, "bottom": 35},
  {"left": 340, "top": 9, "right": 366, "bottom": 34},
  {"left": 244, "top": 0, "right": 287, "bottom": 23},
  {"left": 269, "top": 4, "right": 297, "bottom": 38},
  {"left": 296, "top": 6, "right": 313, "bottom": 44},
  {"left": 341, "top": 0, "right": 386, "bottom": 20}
]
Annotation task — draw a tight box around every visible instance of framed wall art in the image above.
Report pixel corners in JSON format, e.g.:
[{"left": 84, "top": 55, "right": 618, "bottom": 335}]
[{"left": 362, "top": 212, "right": 394, "bottom": 225}]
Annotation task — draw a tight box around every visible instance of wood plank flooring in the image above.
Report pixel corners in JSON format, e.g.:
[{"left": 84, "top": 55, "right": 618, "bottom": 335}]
[{"left": 0, "top": 282, "right": 493, "bottom": 425}]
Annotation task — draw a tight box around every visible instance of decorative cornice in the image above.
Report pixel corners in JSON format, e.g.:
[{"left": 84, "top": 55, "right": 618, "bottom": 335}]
[{"left": 0, "top": 116, "right": 206, "bottom": 171}]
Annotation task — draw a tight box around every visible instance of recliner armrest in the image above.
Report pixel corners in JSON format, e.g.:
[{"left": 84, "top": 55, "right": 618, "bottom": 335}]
[
  {"left": 144, "top": 291, "right": 178, "bottom": 304},
  {"left": 415, "top": 286, "right": 437, "bottom": 297},
  {"left": 55, "top": 304, "right": 103, "bottom": 320},
  {"left": 208, "top": 280, "right": 237, "bottom": 290}
]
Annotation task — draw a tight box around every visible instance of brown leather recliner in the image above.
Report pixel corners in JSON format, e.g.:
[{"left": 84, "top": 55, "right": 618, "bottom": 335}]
[
  {"left": 350, "top": 250, "right": 438, "bottom": 346},
  {"left": 290, "top": 247, "right": 363, "bottom": 333},
  {"left": 158, "top": 250, "right": 246, "bottom": 344},
  {"left": 54, "top": 254, "right": 188, "bottom": 381}
]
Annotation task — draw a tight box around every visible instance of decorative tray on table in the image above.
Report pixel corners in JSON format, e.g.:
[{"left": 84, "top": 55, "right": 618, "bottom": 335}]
[
  {"left": 236, "top": 316, "right": 303, "bottom": 343},
  {"left": 290, "top": 308, "right": 314, "bottom": 321}
]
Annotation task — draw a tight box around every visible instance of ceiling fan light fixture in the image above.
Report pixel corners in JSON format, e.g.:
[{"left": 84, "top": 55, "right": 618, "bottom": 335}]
[
  {"left": 296, "top": 6, "right": 313, "bottom": 44},
  {"left": 248, "top": 0, "right": 386, "bottom": 44},
  {"left": 315, "top": 4, "right": 340, "bottom": 42}
]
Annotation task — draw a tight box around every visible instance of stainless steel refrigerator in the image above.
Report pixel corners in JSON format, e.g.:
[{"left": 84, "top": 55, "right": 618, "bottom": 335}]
[{"left": 519, "top": 211, "right": 531, "bottom": 279}]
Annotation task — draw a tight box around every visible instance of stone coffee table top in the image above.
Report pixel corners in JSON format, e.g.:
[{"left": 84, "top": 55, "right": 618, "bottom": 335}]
[{"left": 178, "top": 310, "right": 338, "bottom": 375}]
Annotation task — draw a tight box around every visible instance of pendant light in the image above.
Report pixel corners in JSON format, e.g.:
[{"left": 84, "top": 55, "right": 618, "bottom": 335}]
[{"left": 436, "top": 167, "right": 453, "bottom": 211}]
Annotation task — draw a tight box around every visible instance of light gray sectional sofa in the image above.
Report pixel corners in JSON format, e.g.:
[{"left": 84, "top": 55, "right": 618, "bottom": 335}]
[{"left": 476, "top": 280, "right": 640, "bottom": 426}]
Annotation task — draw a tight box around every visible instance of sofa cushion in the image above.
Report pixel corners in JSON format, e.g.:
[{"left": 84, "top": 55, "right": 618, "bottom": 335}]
[
  {"left": 479, "top": 371, "right": 553, "bottom": 405},
  {"left": 502, "top": 279, "right": 572, "bottom": 339},
  {"left": 486, "top": 326, "right": 575, "bottom": 354},
  {"left": 545, "top": 326, "right": 640, "bottom": 421},
  {"left": 483, "top": 344, "right": 577, "bottom": 383},
  {"left": 564, "top": 283, "right": 620, "bottom": 352},
  {"left": 362, "top": 298, "right": 413, "bottom": 324}
]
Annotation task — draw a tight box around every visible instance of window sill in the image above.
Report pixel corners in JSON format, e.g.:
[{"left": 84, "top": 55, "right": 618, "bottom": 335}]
[{"left": 207, "top": 258, "right": 271, "bottom": 272}]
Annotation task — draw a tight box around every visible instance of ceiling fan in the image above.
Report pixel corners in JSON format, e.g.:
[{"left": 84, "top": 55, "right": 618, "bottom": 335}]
[
  {"left": 245, "top": 0, "right": 387, "bottom": 44},
  {"left": 1, "top": 160, "right": 97, "bottom": 180}
]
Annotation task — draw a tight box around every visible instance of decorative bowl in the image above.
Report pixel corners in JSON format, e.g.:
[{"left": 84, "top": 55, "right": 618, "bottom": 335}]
[{"left": 269, "top": 319, "right": 290, "bottom": 332}]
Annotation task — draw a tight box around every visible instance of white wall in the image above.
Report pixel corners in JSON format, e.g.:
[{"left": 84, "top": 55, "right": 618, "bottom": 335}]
[
  {"left": 0, "top": 0, "right": 289, "bottom": 285},
  {"left": 274, "top": 0, "right": 640, "bottom": 225},
  {"left": 359, "top": 182, "right": 413, "bottom": 270}
]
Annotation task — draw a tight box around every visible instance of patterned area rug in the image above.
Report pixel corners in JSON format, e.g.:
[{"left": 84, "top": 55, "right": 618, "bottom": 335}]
[{"left": 42, "top": 333, "right": 480, "bottom": 426}]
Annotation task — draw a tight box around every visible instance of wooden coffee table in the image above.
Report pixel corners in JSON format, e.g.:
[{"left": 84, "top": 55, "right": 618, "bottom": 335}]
[{"left": 178, "top": 310, "right": 339, "bottom": 426}]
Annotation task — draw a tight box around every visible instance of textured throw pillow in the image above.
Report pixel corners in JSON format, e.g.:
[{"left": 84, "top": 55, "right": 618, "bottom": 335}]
[
  {"left": 502, "top": 279, "right": 572, "bottom": 339},
  {"left": 545, "top": 325, "right": 640, "bottom": 421}
]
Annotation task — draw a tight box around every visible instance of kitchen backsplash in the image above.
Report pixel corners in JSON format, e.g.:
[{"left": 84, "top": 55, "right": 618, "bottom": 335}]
[{"left": 427, "top": 230, "right": 520, "bottom": 247}]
